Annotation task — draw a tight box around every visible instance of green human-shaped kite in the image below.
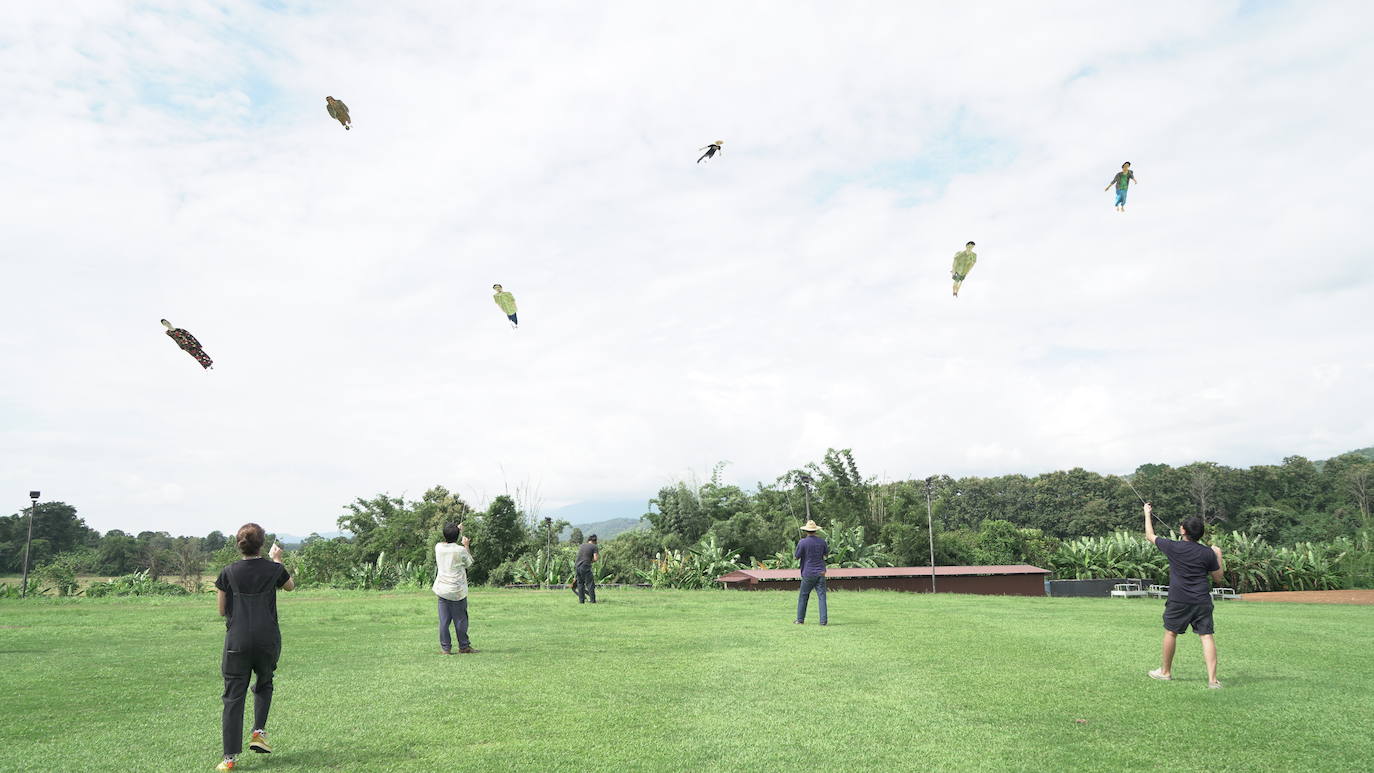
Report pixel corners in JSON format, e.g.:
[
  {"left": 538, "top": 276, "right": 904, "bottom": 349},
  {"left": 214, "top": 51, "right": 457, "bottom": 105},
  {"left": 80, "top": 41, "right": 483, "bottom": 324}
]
[
  {"left": 492, "top": 284, "right": 518, "bottom": 329},
  {"left": 325, "top": 96, "right": 351, "bottom": 131},
  {"left": 951, "top": 241, "right": 977, "bottom": 298}
]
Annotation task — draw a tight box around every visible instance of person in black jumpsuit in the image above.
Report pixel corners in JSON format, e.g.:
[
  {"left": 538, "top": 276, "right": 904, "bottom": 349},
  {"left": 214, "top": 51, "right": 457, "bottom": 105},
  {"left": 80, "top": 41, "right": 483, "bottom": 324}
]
[{"left": 215, "top": 523, "right": 294, "bottom": 771}]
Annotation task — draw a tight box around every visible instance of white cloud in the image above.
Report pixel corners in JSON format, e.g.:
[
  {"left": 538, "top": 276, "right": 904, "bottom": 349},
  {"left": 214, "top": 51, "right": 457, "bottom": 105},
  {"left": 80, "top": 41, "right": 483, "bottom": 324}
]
[{"left": 2, "top": 1, "right": 1371, "bottom": 535}]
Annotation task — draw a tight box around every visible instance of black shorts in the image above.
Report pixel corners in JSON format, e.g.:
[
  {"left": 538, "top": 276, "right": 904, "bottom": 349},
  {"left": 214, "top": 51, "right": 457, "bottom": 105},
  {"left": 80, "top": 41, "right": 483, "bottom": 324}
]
[{"left": 1163, "top": 601, "right": 1214, "bottom": 635}]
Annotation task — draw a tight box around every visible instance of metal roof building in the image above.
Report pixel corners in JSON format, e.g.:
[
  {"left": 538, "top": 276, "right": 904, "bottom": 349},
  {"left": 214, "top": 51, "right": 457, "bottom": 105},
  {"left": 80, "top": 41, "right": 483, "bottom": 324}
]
[{"left": 716, "top": 565, "right": 1049, "bottom": 596}]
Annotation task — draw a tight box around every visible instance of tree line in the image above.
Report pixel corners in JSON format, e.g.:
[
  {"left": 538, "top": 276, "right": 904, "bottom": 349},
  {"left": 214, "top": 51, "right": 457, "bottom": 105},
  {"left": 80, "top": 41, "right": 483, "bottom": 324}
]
[{"left": 4, "top": 447, "right": 1371, "bottom": 595}]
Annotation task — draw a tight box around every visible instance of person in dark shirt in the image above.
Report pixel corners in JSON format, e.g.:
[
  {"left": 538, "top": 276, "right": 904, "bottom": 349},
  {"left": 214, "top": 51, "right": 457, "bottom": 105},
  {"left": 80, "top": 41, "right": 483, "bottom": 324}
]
[
  {"left": 574, "top": 535, "right": 599, "bottom": 604},
  {"left": 793, "top": 520, "right": 830, "bottom": 625},
  {"left": 1144, "top": 503, "right": 1225, "bottom": 689},
  {"left": 214, "top": 523, "right": 295, "bottom": 771}
]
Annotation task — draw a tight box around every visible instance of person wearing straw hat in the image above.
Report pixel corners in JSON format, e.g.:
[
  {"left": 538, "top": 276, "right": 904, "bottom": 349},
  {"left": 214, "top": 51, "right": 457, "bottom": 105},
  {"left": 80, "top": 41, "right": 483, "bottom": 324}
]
[{"left": 793, "top": 520, "right": 830, "bottom": 625}]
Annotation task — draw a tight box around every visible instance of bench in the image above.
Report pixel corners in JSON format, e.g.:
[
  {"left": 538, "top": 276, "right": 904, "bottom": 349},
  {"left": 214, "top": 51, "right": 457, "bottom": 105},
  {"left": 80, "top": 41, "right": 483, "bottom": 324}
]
[
  {"left": 1148, "top": 584, "right": 1169, "bottom": 599},
  {"left": 1211, "top": 587, "right": 1240, "bottom": 600},
  {"left": 1110, "top": 582, "right": 1147, "bottom": 598}
]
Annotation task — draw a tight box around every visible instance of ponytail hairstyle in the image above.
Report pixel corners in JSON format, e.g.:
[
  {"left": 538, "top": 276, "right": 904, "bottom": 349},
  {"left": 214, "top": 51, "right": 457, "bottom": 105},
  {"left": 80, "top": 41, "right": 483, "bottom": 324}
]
[{"left": 236, "top": 523, "right": 266, "bottom": 556}]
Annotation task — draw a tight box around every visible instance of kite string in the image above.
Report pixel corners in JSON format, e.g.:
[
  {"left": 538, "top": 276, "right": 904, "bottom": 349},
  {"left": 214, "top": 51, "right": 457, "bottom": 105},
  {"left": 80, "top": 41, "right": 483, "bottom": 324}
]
[{"left": 1124, "top": 476, "right": 1170, "bottom": 529}]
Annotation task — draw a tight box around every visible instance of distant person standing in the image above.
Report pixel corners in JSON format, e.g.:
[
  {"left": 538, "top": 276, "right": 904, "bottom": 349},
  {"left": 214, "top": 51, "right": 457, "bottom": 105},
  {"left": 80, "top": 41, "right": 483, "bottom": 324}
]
[
  {"left": 575, "top": 535, "right": 599, "bottom": 604},
  {"left": 1105, "top": 161, "right": 1138, "bottom": 212},
  {"left": 215, "top": 524, "right": 294, "bottom": 771},
  {"left": 794, "top": 520, "right": 830, "bottom": 625},
  {"left": 434, "top": 522, "right": 478, "bottom": 655},
  {"left": 1144, "top": 503, "right": 1224, "bottom": 688}
]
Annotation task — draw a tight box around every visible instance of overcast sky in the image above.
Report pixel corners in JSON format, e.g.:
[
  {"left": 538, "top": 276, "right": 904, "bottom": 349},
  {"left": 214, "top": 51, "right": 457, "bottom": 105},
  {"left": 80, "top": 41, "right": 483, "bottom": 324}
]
[{"left": 2, "top": 1, "right": 1371, "bottom": 537}]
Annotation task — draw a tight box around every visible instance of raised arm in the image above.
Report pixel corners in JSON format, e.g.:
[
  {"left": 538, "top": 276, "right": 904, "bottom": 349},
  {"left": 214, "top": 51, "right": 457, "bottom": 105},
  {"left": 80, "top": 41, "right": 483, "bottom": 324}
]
[
  {"left": 269, "top": 543, "right": 296, "bottom": 591},
  {"left": 1143, "top": 502, "right": 1156, "bottom": 543},
  {"left": 1209, "top": 545, "right": 1225, "bottom": 583}
]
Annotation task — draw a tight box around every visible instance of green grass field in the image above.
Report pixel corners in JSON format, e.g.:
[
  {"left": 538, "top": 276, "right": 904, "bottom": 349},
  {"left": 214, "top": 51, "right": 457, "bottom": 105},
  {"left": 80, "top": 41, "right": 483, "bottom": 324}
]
[{"left": 3, "top": 589, "right": 1372, "bottom": 772}]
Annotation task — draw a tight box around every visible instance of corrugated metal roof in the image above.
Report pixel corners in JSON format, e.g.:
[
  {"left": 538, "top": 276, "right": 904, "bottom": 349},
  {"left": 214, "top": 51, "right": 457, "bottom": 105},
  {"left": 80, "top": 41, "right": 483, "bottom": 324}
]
[{"left": 716, "top": 564, "right": 1050, "bottom": 583}]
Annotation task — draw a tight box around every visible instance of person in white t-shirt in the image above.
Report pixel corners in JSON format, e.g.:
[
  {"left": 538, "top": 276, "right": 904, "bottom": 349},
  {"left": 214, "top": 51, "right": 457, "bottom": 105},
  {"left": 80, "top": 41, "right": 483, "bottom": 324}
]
[{"left": 433, "top": 522, "right": 478, "bottom": 654}]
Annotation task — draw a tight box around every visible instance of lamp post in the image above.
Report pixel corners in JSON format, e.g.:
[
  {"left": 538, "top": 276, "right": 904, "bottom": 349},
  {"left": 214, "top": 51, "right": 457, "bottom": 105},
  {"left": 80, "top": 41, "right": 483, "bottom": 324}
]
[
  {"left": 924, "top": 478, "right": 937, "bottom": 594},
  {"left": 543, "top": 516, "right": 553, "bottom": 588},
  {"left": 20, "top": 491, "right": 39, "bottom": 599},
  {"left": 796, "top": 474, "right": 814, "bottom": 521}
]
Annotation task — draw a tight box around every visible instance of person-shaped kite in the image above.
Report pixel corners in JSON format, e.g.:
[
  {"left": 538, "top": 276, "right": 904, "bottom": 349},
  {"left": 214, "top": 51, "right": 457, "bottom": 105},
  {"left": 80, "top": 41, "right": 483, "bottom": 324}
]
[
  {"left": 1105, "top": 161, "right": 1137, "bottom": 212},
  {"left": 325, "top": 96, "right": 351, "bottom": 131},
  {"left": 162, "top": 319, "right": 213, "bottom": 369},
  {"left": 697, "top": 140, "right": 723, "bottom": 163},
  {"left": 492, "top": 284, "right": 518, "bottom": 329},
  {"left": 951, "top": 241, "right": 977, "bottom": 298}
]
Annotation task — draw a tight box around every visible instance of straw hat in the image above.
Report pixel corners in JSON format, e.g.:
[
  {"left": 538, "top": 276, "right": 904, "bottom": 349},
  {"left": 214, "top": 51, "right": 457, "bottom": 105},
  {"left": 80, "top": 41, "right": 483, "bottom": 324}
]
[{"left": 800, "top": 520, "right": 821, "bottom": 532}]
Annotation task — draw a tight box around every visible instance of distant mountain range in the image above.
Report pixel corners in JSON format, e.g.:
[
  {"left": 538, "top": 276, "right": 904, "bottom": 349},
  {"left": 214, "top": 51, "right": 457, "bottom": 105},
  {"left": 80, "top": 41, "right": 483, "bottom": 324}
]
[
  {"left": 556, "top": 517, "right": 648, "bottom": 542},
  {"left": 275, "top": 530, "right": 345, "bottom": 547},
  {"left": 542, "top": 498, "right": 649, "bottom": 524},
  {"left": 1313, "top": 447, "right": 1374, "bottom": 472}
]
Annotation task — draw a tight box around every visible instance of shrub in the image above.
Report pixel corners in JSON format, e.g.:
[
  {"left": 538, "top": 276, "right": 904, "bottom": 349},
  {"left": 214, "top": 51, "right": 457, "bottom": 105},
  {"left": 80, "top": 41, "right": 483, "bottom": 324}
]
[
  {"left": 511, "top": 545, "right": 578, "bottom": 587},
  {"left": 35, "top": 554, "right": 83, "bottom": 596},
  {"left": 338, "top": 552, "right": 400, "bottom": 591},
  {"left": 0, "top": 578, "right": 43, "bottom": 598},
  {"left": 1050, "top": 531, "right": 1353, "bottom": 593},
  {"left": 487, "top": 560, "right": 517, "bottom": 587},
  {"left": 599, "top": 530, "right": 669, "bottom": 583},
  {"left": 283, "top": 538, "right": 358, "bottom": 588},
  {"left": 825, "top": 522, "right": 895, "bottom": 569},
  {"left": 763, "top": 549, "right": 800, "bottom": 570},
  {"left": 1050, "top": 533, "right": 1168, "bottom": 584},
  {"left": 637, "top": 533, "right": 743, "bottom": 589},
  {"left": 394, "top": 559, "right": 432, "bottom": 590},
  {"left": 85, "top": 571, "right": 189, "bottom": 597}
]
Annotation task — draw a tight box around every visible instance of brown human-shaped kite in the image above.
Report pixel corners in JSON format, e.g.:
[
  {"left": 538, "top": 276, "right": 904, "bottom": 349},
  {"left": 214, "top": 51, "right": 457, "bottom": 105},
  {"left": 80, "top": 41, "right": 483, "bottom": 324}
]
[{"left": 162, "top": 319, "right": 213, "bottom": 369}]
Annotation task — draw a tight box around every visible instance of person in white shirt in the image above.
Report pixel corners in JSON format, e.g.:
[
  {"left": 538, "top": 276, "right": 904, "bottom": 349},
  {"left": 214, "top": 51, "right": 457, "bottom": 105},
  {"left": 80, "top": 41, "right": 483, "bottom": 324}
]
[{"left": 433, "top": 523, "right": 478, "bottom": 654}]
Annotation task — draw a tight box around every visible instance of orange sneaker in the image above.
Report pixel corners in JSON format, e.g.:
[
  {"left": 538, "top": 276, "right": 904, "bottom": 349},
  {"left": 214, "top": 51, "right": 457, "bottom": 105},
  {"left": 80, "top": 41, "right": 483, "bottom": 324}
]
[
  {"left": 249, "top": 729, "right": 271, "bottom": 754},
  {"left": 215, "top": 759, "right": 235, "bottom": 771}
]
